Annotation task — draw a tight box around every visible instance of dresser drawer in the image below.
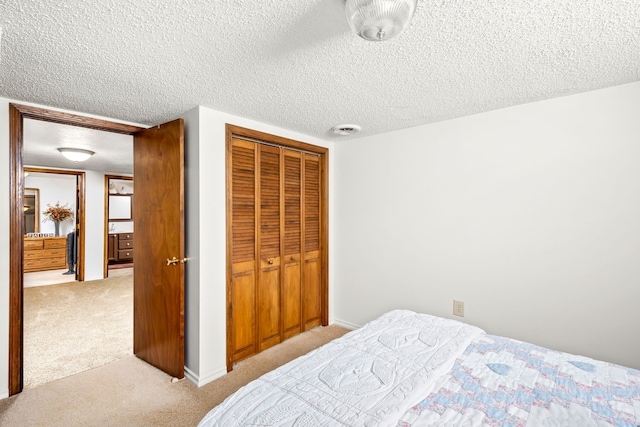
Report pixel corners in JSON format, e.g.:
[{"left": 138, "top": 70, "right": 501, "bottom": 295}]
[
  {"left": 24, "top": 257, "right": 66, "bottom": 272},
  {"left": 117, "top": 249, "right": 133, "bottom": 261},
  {"left": 118, "top": 239, "right": 133, "bottom": 249},
  {"left": 24, "top": 239, "right": 44, "bottom": 250},
  {"left": 44, "top": 239, "right": 67, "bottom": 249},
  {"left": 119, "top": 233, "right": 134, "bottom": 241},
  {"left": 24, "top": 248, "right": 66, "bottom": 260}
]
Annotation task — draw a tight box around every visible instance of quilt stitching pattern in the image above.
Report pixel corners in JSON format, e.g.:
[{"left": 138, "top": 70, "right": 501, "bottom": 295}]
[{"left": 198, "top": 310, "right": 484, "bottom": 427}]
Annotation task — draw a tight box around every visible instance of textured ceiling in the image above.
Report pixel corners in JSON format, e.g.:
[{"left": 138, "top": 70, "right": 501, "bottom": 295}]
[{"left": 1, "top": 0, "right": 639, "bottom": 142}]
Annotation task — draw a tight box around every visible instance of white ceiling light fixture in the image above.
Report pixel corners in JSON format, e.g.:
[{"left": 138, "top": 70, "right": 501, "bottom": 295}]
[
  {"left": 345, "top": 0, "right": 417, "bottom": 41},
  {"left": 331, "top": 124, "right": 362, "bottom": 136},
  {"left": 58, "top": 147, "right": 95, "bottom": 162}
]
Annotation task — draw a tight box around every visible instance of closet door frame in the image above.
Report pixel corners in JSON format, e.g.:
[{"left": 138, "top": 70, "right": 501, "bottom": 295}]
[{"left": 225, "top": 124, "right": 329, "bottom": 372}]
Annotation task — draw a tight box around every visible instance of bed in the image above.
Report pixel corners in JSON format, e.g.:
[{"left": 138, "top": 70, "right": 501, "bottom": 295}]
[{"left": 198, "top": 310, "right": 640, "bottom": 426}]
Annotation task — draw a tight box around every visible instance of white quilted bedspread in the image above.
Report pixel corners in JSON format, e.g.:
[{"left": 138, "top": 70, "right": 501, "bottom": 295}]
[{"left": 198, "top": 310, "right": 484, "bottom": 427}]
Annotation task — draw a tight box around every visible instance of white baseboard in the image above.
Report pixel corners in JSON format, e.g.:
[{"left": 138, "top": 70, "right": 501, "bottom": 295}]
[
  {"left": 183, "top": 320, "right": 361, "bottom": 387},
  {"left": 0, "top": 389, "right": 8, "bottom": 401},
  {"left": 184, "top": 365, "right": 227, "bottom": 387},
  {"left": 332, "top": 318, "right": 360, "bottom": 331},
  {"left": 183, "top": 366, "right": 199, "bottom": 386}
]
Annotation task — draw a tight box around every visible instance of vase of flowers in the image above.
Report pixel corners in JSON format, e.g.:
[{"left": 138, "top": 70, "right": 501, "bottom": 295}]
[{"left": 42, "top": 202, "right": 74, "bottom": 236}]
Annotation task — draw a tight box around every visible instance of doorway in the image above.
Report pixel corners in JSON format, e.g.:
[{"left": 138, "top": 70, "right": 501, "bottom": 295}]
[
  {"left": 104, "top": 175, "right": 134, "bottom": 279},
  {"left": 8, "top": 104, "right": 145, "bottom": 395},
  {"left": 23, "top": 168, "right": 86, "bottom": 285}
]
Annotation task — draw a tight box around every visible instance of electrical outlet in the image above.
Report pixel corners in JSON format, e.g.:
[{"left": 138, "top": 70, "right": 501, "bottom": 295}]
[{"left": 453, "top": 300, "right": 465, "bottom": 317}]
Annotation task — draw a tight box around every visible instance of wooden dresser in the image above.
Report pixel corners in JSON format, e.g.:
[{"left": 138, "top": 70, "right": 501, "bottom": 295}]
[
  {"left": 24, "top": 236, "right": 67, "bottom": 272},
  {"left": 108, "top": 232, "right": 134, "bottom": 264}
]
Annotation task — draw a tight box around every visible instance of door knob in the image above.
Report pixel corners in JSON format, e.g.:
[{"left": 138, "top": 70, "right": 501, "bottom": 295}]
[
  {"left": 180, "top": 257, "right": 190, "bottom": 264},
  {"left": 166, "top": 256, "right": 179, "bottom": 266}
]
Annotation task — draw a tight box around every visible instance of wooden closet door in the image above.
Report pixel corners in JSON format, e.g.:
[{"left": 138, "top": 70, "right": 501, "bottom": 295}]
[
  {"left": 227, "top": 124, "right": 328, "bottom": 371},
  {"left": 229, "top": 139, "right": 258, "bottom": 363},
  {"left": 257, "top": 145, "right": 282, "bottom": 351},
  {"left": 282, "top": 151, "right": 302, "bottom": 339},
  {"left": 302, "top": 154, "right": 322, "bottom": 331}
]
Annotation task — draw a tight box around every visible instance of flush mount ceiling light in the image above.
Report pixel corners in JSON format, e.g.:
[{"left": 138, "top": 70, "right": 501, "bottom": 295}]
[
  {"left": 58, "top": 148, "right": 95, "bottom": 162},
  {"left": 331, "top": 124, "right": 362, "bottom": 136},
  {"left": 345, "top": 0, "right": 417, "bottom": 41}
]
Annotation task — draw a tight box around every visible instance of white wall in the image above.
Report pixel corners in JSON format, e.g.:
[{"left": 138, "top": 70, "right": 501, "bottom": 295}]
[
  {"left": 108, "top": 221, "right": 134, "bottom": 234},
  {"left": 182, "top": 106, "right": 202, "bottom": 383},
  {"left": 181, "top": 106, "right": 335, "bottom": 386},
  {"left": 333, "top": 81, "right": 640, "bottom": 369},
  {"left": 25, "top": 174, "right": 77, "bottom": 236},
  {"left": 84, "top": 170, "right": 108, "bottom": 281}
]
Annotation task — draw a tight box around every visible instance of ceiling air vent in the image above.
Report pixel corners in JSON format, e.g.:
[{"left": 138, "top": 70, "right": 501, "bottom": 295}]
[{"left": 331, "top": 124, "right": 362, "bottom": 136}]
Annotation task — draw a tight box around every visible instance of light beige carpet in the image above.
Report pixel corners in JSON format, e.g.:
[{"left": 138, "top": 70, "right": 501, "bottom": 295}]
[
  {"left": 23, "top": 274, "right": 133, "bottom": 389},
  {"left": 0, "top": 324, "right": 350, "bottom": 427}
]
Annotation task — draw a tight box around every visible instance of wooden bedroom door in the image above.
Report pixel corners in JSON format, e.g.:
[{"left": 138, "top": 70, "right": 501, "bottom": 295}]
[{"left": 133, "top": 118, "right": 185, "bottom": 379}]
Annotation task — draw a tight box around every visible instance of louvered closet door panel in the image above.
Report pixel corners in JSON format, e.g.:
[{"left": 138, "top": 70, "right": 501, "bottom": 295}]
[
  {"left": 282, "top": 150, "right": 302, "bottom": 339},
  {"left": 302, "top": 154, "right": 322, "bottom": 331},
  {"left": 230, "top": 139, "right": 258, "bottom": 362},
  {"left": 258, "top": 145, "right": 282, "bottom": 351}
]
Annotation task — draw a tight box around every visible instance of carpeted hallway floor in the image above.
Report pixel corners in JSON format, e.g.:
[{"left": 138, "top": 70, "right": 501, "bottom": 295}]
[{"left": 23, "top": 274, "right": 133, "bottom": 389}]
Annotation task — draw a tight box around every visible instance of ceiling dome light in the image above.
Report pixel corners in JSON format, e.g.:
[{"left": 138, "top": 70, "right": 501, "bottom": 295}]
[
  {"left": 345, "top": 0, "right": 417, "bottom": 41},
  {"left": 58, "top": 148, "right": 95, "bottom": 162},
  {"left": 331, "top": 124, "right": 362, "bottom": 136}
]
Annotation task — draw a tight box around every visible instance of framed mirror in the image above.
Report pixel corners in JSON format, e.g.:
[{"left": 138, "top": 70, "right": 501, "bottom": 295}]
[
  {"left": 108, "top": 195, "right": 132, "bottom": 220},
  {"left": 24, "top": 188, "right": 39, "bottom": 234}
]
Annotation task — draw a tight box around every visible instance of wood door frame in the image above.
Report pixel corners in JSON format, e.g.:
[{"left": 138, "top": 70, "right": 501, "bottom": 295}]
[
  {"left": 23, "top": 166, "right": 87, "bottom": 281},
  {"left": 8, "top": 103, "right": 143, "bottom": 396},
  {"left": 225, "top": 124, "right": 329, "bottom": 371}
]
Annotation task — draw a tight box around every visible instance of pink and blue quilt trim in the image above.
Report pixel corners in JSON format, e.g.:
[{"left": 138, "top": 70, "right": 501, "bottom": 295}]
[{"left": 400, "top": 334, "right": 640, "bottom": 426}]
